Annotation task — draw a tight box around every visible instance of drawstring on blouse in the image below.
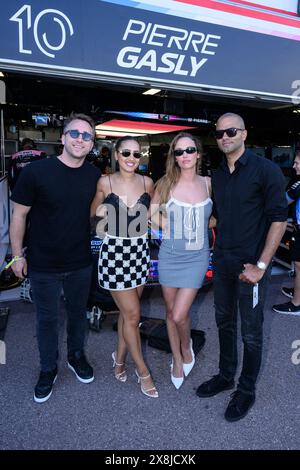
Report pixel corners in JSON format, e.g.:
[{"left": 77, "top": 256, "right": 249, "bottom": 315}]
[{"left": 184, "top": 206, "right": 200, "bottom": 245}]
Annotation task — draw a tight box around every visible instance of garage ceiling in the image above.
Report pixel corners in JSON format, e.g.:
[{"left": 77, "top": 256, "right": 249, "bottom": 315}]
[{"left": 1, "top": 71, "right": 300, "bottom": 146}]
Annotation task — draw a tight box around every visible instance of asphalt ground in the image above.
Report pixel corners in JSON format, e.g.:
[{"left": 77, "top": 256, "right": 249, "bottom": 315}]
[{"left": 0, "top": 274, "right": 299, "bottom": 451}]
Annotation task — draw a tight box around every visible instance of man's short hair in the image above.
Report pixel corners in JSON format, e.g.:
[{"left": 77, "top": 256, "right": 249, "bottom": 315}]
[
  {"left": 63, "top": 112, "right": 95, "bottom": 134},
  {"left": 217, "top": 112, "right": 245, "bottom": 130}
]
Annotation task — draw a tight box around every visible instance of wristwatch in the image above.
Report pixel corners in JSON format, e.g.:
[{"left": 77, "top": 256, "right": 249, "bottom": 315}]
[{"left": 256, "top": 261, "right": 267, "bottom": 270}]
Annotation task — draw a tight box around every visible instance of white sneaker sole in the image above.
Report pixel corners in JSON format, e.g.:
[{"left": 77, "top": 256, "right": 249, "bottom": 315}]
[
  {"left": 273, "top": 308, "right": 300, "bottom": 315},
  {"left": 67, "top": 362, "right": 94, "bottom": 383}
]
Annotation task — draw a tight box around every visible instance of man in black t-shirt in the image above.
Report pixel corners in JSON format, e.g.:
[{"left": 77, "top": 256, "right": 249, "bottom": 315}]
[{"left": 9, "top": 113, "right": 101, "bottom": 403}]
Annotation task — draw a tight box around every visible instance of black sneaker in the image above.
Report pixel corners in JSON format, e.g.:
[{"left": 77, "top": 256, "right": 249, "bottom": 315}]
[
  {"left": 67, "top": 351, "right": 94, "bottom": 383},
  {"left": 281, "top": 287, "right": 294, "bottom": 299},
  {"left": 224, "top": 390, "right": 255, "bottom": 422},
  {"left": 196, "top": 374, "right": 234, "bottom": 398},
  {"left": 0, "top": 269, "right": 23, "bottom": 291},
  {"left": 34, "top": 367, "right": 57, "bottom": 403},
  {"left": 272, "top": 301, "right": 300, "bottom": 315}
]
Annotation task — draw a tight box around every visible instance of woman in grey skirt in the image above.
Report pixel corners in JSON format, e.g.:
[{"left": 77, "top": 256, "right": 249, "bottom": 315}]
[{"left": 151, "top": 132, "right": 212, "bottom": 389}]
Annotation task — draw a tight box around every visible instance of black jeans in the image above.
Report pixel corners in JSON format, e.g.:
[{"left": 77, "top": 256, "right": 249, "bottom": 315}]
[
  {"left": 30, "top": 265, "right": 92, "bottom": 372},
  {"left": 213, "top": 265, "right": 271, "bottom": 395}
]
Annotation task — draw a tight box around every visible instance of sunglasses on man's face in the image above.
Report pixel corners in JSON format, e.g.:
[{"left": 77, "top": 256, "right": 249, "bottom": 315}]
[
  {"left": 214, "top": 127, "right": 244, "bottom": 139},
  {"left": 64, "top": 129, "right": 94, "bottom": 141},
  {"left": 118, "top": 149, "right": 142, "bottom": 159},
  {"left": 174, "top": 146, "right": 197, "bottom": 157}
]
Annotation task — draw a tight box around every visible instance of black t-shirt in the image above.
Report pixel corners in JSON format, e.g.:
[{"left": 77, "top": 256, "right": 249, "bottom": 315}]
[{"left": 11, "top": 157, "right": 101, "bottom": 272}]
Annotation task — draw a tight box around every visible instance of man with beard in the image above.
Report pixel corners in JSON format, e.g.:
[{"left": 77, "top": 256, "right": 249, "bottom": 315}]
[{"left": 196, "top": 113, "right": 287, "bottom": 421}]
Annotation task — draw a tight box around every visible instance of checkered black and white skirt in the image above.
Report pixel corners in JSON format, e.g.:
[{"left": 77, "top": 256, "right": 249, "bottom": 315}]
[{"left": 98, "top": 233, "right": 150, "bottom": 291}]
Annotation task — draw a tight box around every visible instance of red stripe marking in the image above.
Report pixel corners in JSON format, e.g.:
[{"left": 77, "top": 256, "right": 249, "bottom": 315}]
[
  {"left": 174, "top": 0, "right": 300, "bottom": 28},
  {"left": 99, "top": 119, "right": 196, "bottom": 132}
]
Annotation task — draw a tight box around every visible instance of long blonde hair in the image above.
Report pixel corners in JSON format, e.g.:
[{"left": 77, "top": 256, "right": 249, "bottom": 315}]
[{"left": 155, "top": 132, "right": 202, "bottom": 204}]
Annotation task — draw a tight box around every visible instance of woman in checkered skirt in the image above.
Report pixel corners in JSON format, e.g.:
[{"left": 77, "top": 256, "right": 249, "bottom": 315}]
[{"left": 91, "top": 136, "right": 158, "bottom": 398}]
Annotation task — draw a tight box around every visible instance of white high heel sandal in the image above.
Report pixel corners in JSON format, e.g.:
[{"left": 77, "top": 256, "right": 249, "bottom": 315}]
[
  {"left": 170, "top": 362, "right": 184, "bottom": 390},
  {"left": 112, "top": 351, "right": 127, "bottom": 382},
  {"left": 182, "top": 339, "right": 195, "bottom": 377},
  {"left": 135, "top": 370, "right": 159, "bottom": 398}
]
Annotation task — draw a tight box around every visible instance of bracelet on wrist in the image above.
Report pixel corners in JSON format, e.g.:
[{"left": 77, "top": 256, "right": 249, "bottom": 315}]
[{"left": 4, "top": 255, "right": 25, "bottom": 270}]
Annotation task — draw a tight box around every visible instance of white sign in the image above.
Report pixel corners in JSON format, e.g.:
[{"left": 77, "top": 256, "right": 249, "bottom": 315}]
[
  {"left": 0, "top": 80, "right": 5, "bottom": 104},
  {"left": 0, "top": 340, "right": 6, "bottom": 365}
]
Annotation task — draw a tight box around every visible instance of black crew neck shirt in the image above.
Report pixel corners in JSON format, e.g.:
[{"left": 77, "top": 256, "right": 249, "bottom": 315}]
[{"left": 11, "top": 157, "right": 101, "bottom": 272}]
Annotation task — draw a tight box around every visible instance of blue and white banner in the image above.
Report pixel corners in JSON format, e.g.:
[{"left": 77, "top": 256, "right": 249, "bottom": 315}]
[{"left": 0, "top": 0, "right": 300, "bottom": 101}]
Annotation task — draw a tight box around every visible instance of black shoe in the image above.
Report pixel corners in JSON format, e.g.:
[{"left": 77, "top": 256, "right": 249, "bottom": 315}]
[
  {"left": 0, "top": 270, "right": 23, "bottom": 291},
  {"left": 224, "top": 390, "right": 255, "bottom": 422},
  {"left": 196, "top": 374, "right": 234, "bottom": 398},
  {"left": 272, "top": 301, "right": 300, "bottom": 315},
  {"left": 281, "top": 287, "right": 294, "bottom": 299},
  {"left": 34, "top": 367, "right": 57, "bottom": 403},
  {"left": 67, "top": 351, "right": 94, "bottom": 383}
]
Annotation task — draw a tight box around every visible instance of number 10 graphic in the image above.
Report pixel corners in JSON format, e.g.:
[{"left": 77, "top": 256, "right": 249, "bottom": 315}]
[{"left": 10, "top": 4, "right": 74, "bottom": 58}]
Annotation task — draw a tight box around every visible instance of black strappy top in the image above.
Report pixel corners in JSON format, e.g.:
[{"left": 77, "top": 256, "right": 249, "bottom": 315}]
[{"left": 103, "top": 175, "right": 150, "bottom": 237}]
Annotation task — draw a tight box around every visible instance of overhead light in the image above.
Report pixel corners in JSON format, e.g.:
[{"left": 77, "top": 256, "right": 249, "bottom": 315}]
[
  {"left": 0, "top": 72, "right": 4, "bottom": 77},
  {"left": 270, "top": 104, "right": 294, "bottom": 110},
  {"left": 96, "top": 129, "right": 144, "bottom": 138},
  {"left": 142, "top": 88, "right": 161, "bottom": 96}
]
